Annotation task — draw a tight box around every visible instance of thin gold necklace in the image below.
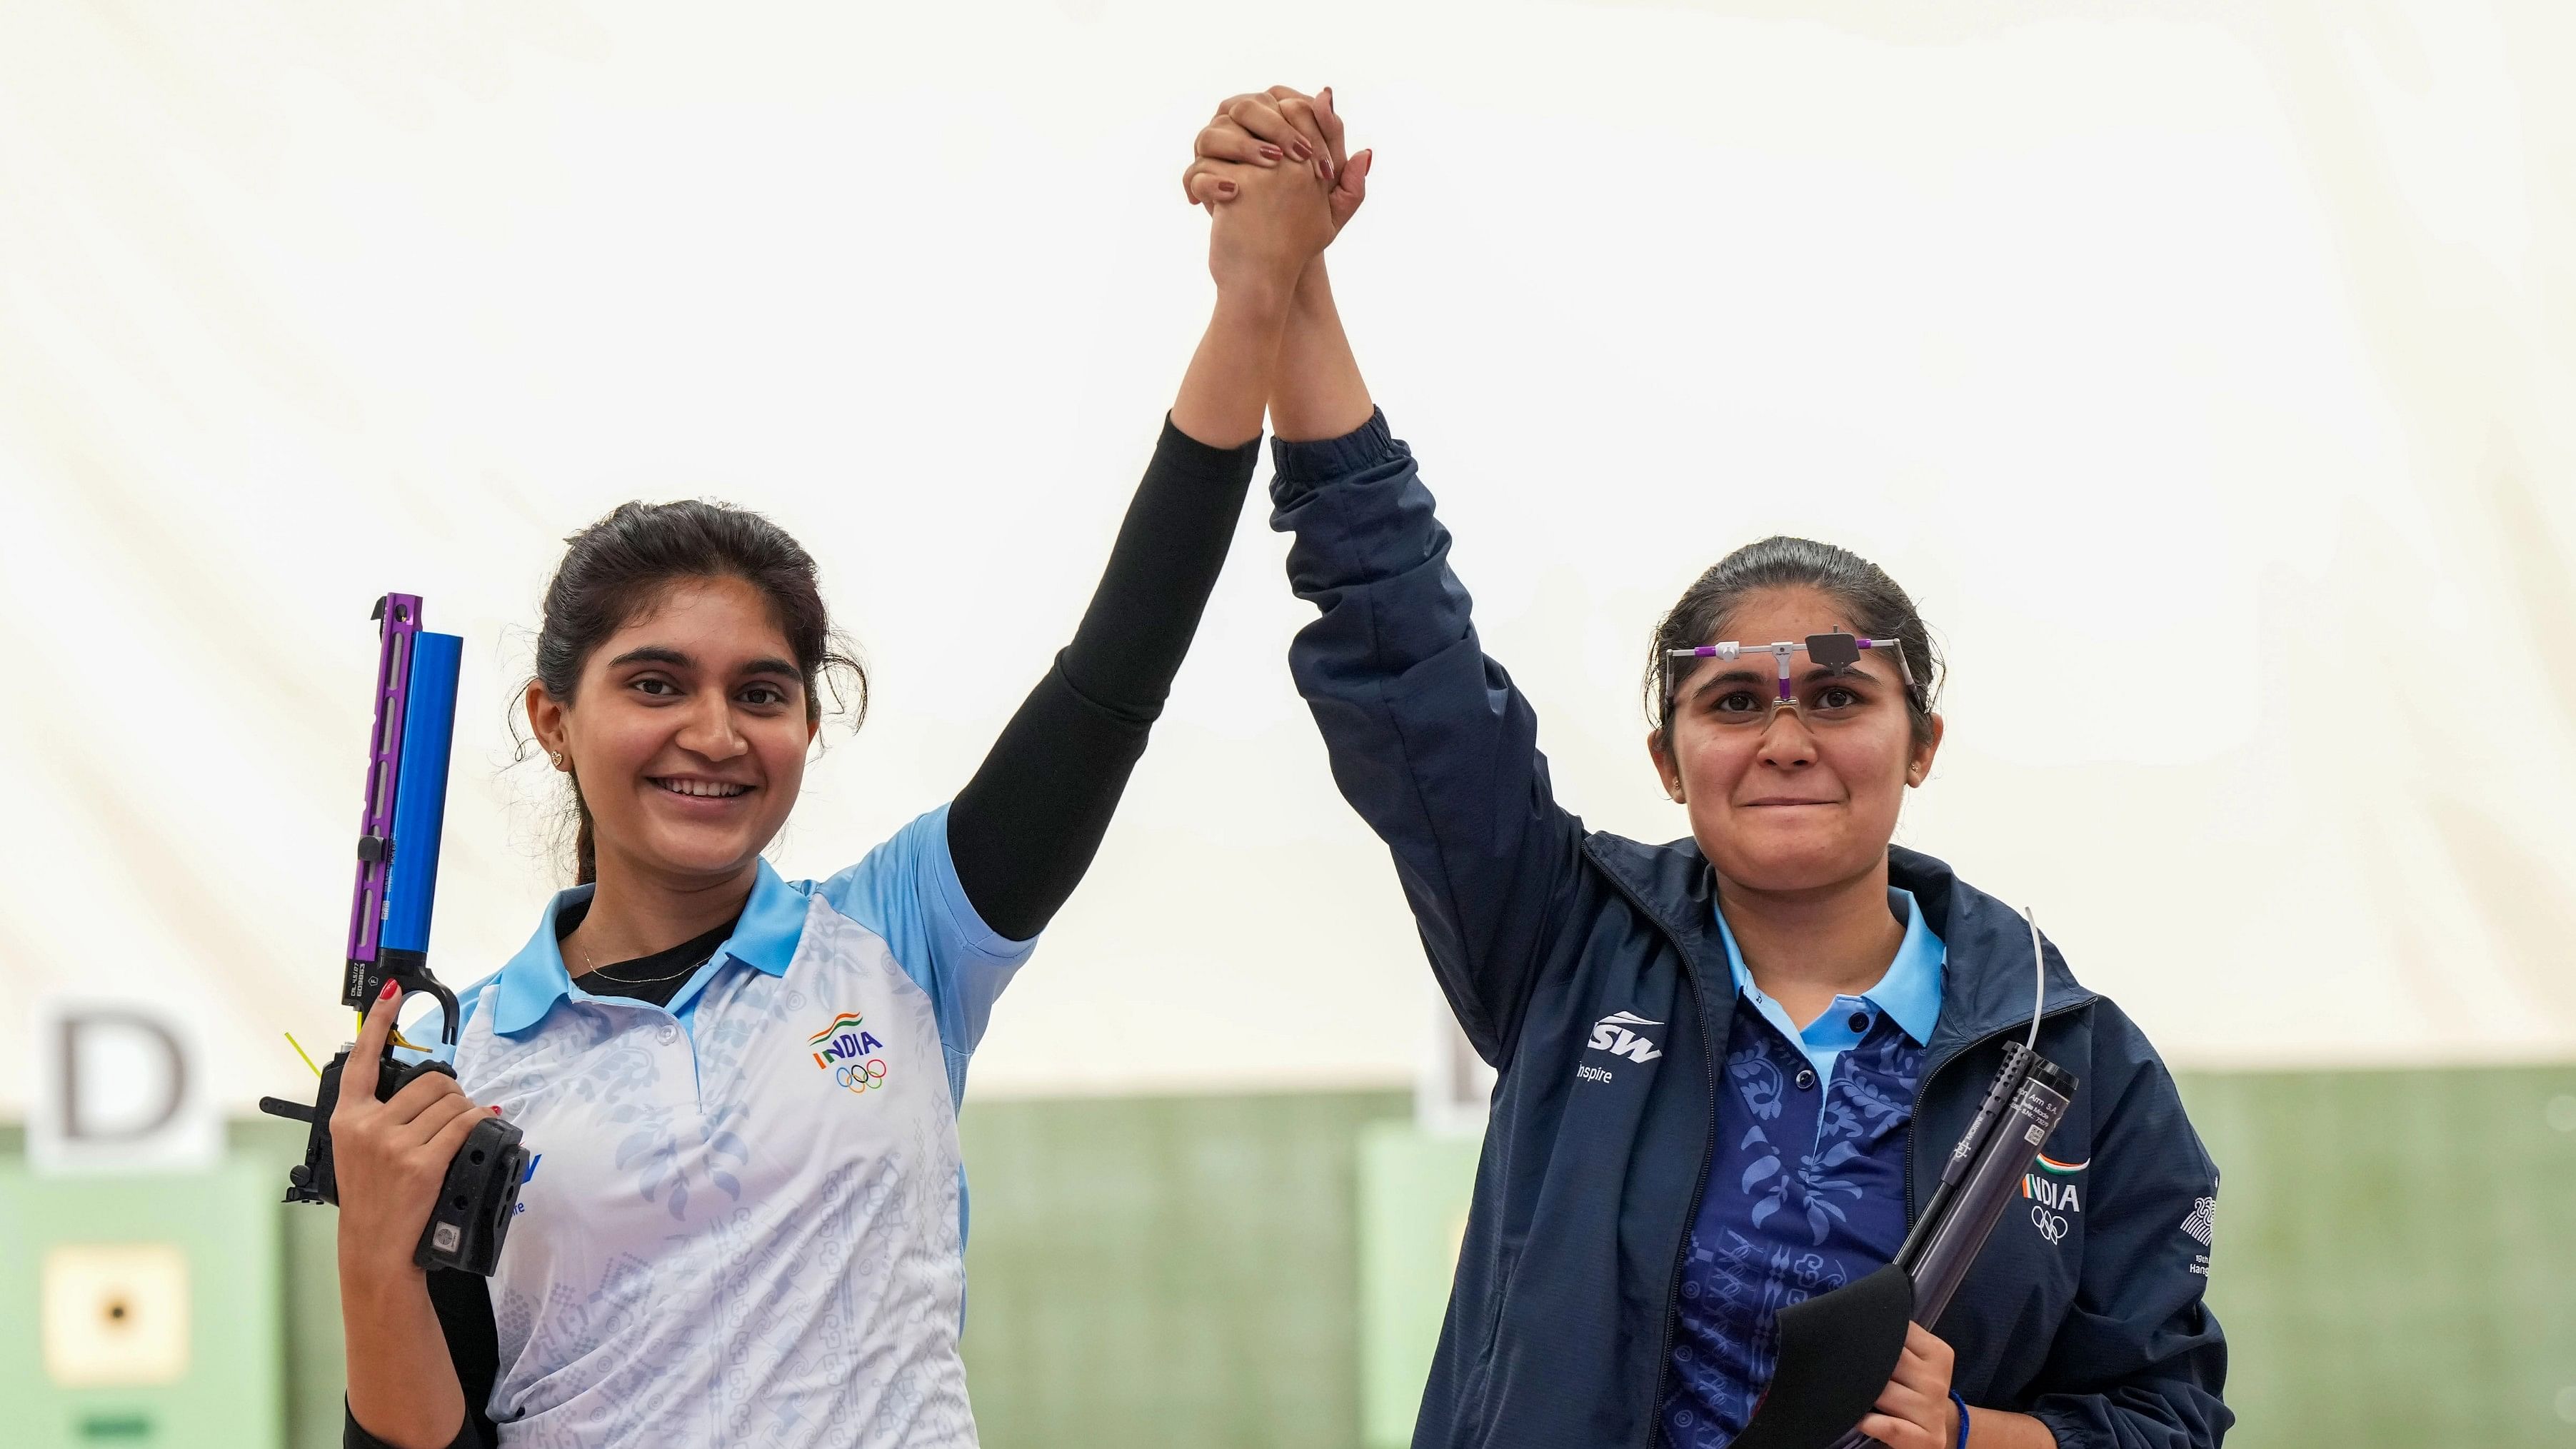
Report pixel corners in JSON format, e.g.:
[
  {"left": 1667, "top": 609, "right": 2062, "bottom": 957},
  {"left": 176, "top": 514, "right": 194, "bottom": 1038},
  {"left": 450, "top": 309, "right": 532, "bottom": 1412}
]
[{"left": 576, "top": 931, "right": 715, "bottom": 987}]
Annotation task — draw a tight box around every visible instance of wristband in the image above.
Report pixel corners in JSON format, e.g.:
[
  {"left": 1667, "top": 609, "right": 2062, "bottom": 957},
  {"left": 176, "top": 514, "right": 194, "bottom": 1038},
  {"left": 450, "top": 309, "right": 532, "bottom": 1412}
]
[{"left": 1948, "top": 1390, "right": 1971, "bottom": 1449}]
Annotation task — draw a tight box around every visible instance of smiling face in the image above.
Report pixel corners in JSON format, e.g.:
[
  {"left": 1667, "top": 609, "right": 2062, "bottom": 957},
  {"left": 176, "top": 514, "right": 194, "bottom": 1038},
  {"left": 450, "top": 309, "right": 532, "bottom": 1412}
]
[
  {"left": 1648, "top": 584, "right": 1941, "bottom": 896},
  {"left": 526, "top": 574, "right": 817, "bottom": 890}
]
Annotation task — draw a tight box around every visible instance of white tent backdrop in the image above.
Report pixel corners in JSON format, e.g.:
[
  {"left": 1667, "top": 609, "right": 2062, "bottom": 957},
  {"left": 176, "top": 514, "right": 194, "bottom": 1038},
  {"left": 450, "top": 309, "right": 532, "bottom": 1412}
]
[{"left": 3, "top": 1, "right": 2571, "bottom": 1113}]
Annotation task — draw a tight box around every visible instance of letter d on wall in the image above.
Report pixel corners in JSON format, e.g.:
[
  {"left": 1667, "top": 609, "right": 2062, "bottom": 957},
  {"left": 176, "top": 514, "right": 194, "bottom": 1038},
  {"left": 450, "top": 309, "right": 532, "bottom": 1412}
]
[{"left": 30, "top": 998, "right": 221, "bottom": 1176}]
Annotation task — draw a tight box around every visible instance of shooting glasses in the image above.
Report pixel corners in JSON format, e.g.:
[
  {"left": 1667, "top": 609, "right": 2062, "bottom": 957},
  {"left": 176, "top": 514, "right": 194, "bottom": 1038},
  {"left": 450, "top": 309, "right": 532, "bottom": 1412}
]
[{"left": 1665, "top": 632, "right": 1918, "bottom": 731}]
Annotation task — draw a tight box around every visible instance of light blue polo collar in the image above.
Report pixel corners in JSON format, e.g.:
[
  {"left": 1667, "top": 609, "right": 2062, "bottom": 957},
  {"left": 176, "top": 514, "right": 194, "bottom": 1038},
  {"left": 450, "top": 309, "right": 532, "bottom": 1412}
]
[
  {"left": 1714, "top": 886, "right": 1945, "bottom": 1075},
  {"left": 491, "top": 856, "right": 811, "bottom": 1034}
]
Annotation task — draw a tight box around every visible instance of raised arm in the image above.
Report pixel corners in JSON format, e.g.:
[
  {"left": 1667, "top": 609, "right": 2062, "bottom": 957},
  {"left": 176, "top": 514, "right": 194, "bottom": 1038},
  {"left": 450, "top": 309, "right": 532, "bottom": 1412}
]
[
  {"left": 1266, "top": 412, "right": 1586, "bottom": 1067},
  {"left": 1191, "top": 89, "right": 1583, "bottom": 1066},
  {"left": 944, "top": 121, "right": 1340, "bottom": 944}
]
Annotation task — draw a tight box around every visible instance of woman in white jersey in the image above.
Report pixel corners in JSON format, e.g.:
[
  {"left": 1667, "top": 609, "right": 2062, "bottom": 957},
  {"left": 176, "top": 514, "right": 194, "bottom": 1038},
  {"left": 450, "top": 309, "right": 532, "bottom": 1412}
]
[{"left": 325, "top": 141, "right": 1348, "bottom": 1448}]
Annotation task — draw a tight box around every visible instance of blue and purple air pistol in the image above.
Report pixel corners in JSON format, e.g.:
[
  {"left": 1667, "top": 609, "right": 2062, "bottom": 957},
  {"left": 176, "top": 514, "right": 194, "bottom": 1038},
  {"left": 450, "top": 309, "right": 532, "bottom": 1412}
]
[{"left": 259, "top": 593, "right": 527, "bottom": 1276}]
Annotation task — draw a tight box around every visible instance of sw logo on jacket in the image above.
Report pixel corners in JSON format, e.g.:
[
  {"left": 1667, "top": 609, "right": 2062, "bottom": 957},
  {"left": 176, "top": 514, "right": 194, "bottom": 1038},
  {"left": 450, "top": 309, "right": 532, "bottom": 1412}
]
[{"left": 1588, "top": 1011, "right": 1664, "bottom": 1063}]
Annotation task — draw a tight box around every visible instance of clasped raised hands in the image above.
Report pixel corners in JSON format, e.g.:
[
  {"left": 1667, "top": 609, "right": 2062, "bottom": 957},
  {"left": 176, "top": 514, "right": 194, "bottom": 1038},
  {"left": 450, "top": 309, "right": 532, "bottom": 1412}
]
[{"left": 1183, "top": 86, "right": 1373, "bottom": 299}]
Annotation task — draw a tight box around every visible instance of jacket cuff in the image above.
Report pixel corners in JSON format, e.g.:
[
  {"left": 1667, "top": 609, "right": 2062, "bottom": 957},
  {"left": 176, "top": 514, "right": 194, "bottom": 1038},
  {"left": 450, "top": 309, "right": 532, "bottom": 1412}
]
[
  {"left": 1268, "top": 407, "right": 1398, "bottom": 489},
  {"left": 1156, "top": 413, "right": 1264, "bottom": 483},
  {"left": 2025, "top": 1401, "right": 2100, "bottom": 1449}
]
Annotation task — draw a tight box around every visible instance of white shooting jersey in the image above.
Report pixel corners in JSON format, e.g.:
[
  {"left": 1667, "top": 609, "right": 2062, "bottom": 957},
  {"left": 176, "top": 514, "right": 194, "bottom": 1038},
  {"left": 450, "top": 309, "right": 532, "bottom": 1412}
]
[{"left": 423, "top": 806, "right": 1031, "bottom": 1448}]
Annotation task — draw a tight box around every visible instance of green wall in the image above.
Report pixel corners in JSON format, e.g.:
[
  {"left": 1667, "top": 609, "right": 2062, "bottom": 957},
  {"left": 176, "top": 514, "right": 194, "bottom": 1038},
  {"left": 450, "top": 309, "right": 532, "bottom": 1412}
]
[
  {"left": 4, "top": 1066, "right": 2572, "bottom": 1448},
  {"left": 958, "top": 1090, "right": 1408, "bottom": 1448},
  {"left": 2179, "top": 1068, "right": 2576, "bottom": 1448}
]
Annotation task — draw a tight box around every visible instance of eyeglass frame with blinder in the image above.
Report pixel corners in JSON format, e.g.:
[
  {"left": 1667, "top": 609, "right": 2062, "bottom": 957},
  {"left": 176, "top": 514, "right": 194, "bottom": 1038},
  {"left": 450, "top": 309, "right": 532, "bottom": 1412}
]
[{"left": 1663, "top": 631, "right": 1918, "bottom": 726}]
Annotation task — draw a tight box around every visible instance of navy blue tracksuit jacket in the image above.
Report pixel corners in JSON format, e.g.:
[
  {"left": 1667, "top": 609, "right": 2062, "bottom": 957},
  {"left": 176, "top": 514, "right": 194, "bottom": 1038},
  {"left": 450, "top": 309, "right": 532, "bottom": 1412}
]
[{"left": 1270, "top": 413, "right": 2231, "bottom": 1449}]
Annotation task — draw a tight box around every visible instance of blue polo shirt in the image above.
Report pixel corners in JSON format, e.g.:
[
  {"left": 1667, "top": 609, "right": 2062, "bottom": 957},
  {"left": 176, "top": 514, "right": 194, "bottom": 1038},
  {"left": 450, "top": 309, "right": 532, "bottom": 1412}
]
[{"left": 1662, "top": 888, "right": 1946, "bottom": 1448}]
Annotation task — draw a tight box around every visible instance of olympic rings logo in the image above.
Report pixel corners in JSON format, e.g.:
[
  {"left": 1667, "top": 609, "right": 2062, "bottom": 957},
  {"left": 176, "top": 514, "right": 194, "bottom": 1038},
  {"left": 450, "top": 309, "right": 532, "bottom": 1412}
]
[
  {"left": 2031, "top": 1205, "right": 2069, "bottom": 1244},
  {"left": 834, "top": 1059, "right": 890, "bottom": 1094}
]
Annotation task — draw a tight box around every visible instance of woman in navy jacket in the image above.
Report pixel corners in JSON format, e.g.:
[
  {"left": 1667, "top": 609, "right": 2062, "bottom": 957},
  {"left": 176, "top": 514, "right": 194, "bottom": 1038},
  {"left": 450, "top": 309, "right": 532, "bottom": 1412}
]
[{"left": 1185, "top": 90, "right": 2230, "bottom": 1449}]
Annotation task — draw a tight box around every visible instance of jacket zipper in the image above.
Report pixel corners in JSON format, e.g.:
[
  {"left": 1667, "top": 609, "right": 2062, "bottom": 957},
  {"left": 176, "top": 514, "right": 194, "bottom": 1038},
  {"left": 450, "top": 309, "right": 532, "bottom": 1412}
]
[
  {"left": 1903, "top": 1002, "right": 2091, "bottom": 1226},
  {"left": 1643, "top": 961, "right": 1720, "bottom": 1449}
]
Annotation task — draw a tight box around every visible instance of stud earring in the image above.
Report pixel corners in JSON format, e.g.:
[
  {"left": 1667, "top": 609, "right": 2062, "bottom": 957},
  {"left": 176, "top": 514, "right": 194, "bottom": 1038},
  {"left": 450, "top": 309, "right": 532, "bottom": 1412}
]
[{"left": 551, "top": 752, "right": 567, "bottom": 770}]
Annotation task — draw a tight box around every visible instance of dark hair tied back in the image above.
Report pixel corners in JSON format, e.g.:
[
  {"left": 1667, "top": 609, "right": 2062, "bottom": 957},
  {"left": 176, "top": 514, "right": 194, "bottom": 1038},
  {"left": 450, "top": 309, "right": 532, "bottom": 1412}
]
[
  {"left": 522, "top": 499, "right": 866, "bottom": 885},
  {"left": 1644, "top": 535, "right": 1943, "bottom": 746}
]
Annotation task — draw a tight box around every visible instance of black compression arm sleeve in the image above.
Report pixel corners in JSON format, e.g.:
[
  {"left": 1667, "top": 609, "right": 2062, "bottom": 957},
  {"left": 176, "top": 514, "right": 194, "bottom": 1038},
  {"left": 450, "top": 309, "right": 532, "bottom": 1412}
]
[
  {"left": 342, "top": 1270, "right": 499, "bottom": 1449},
  {"left": 947, "top": 416, "right": 1262, "bottom": 942}
]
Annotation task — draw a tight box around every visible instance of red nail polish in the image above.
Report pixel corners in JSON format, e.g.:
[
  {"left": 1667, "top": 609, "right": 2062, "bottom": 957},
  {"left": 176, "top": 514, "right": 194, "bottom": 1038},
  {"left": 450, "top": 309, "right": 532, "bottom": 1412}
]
[
  {"left": 1218, "top": 181, "right": 1236, "bottom": 196},
  {"left": 490, "top": 1104, "right": 503, "bottom": 1114},
  {"left": 1260, "top": 144, "right": 1283, "bottom": 161},
  {"left": 379, "top": 979, "right": 401, "bottom": 1001}
]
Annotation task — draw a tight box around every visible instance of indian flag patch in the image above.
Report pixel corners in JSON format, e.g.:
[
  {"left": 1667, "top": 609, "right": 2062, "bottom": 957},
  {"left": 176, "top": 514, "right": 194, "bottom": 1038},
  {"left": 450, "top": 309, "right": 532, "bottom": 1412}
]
[{"left": 808, "top": 1011, "right": 865, "bottom": 1046}]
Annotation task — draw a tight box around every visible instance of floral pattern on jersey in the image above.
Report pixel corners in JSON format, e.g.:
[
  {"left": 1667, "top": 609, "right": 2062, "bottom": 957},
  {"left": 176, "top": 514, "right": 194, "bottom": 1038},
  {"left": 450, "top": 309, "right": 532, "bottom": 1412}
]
[
  {"left": 688, "top": 931, "right": 811, "bottom": 1086},
  {"left": 466, "top": 999, "right": 663, "bottom": 1116},
  {"left": 606, "top": 1096, "right": 753, "bottom": 1221},
  {"left": 1662, "top": 1008, "right": 1926, "bottom": 1449}
]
